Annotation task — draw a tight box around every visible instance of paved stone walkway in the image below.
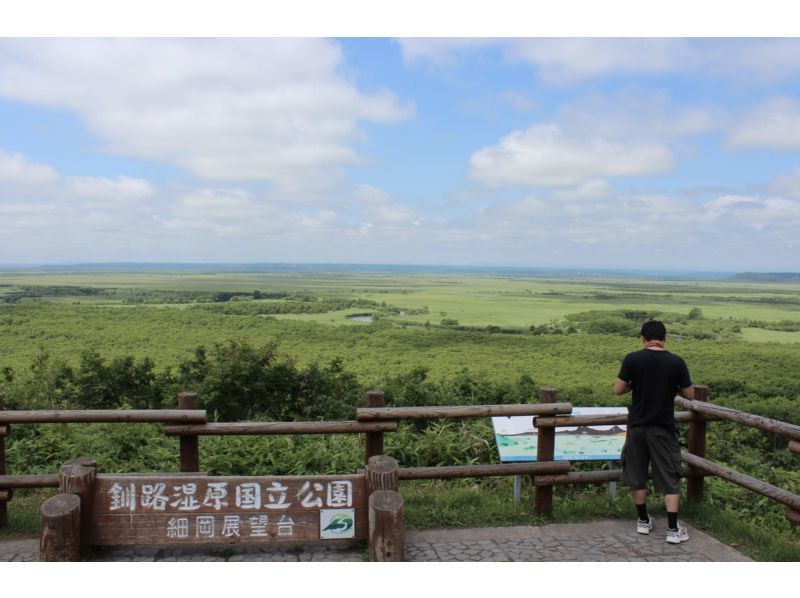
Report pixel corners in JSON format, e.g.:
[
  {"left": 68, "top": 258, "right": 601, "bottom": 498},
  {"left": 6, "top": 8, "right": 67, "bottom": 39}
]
[{"left": 0, "top": 519, "right": 750, "bottom": 562}]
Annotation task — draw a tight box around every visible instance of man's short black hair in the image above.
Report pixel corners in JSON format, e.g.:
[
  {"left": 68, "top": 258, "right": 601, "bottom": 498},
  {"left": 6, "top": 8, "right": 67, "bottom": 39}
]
[{"left": 641, "top": 320, "right": 666, "bottom": 341}]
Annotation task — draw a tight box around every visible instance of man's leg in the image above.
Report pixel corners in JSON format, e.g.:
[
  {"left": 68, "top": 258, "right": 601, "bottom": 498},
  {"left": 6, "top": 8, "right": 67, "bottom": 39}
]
[
  {"left": 622, "top": 428, "right": 652, "bottom": 533},
  {"left": 649, "top": 427, "right": 689, "bottom": 543},
  {"left": 634, "top": 488, "right": 651, "bottom": 531},
  {"left": 664, "top": 493, "right": 679, "bottom": 531}
]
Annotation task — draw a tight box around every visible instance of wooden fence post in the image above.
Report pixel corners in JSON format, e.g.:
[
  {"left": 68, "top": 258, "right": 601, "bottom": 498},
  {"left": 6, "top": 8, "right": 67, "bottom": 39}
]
[
  {"left": 0, "top": 392, "right": 6, "bottom": 528},
  {"left": 687, "top": 384, "right": 709, "bottom": 501},
  {"left": 178, "top": 392, "right": 200, "bottom": 472},
  {"left": 59, "top": 459, "right": 97, "bottom": 559},
  {"left": 534, "top": 388, "right": 557, "bottom": 516},
  {"left": 366, "top": 455, "right": 399, "bottom": 494},
  {"left": 365, "top": 391, "right": 385, "bottom": 465},
  {"left": 366, "top": 455, "right": 404, "bottom": 561},
  {"left": 40, "top": 493, "right": 82, "bottom": 562}
]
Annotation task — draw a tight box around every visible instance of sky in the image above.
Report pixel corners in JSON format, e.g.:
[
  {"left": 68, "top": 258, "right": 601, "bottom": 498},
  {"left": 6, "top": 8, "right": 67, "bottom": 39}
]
[{"left": 2, "top": 31, "right": 800, "bottom": 270}]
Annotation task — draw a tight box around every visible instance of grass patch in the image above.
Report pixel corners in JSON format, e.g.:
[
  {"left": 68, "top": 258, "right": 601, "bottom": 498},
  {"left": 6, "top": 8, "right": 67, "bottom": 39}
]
[
  {"left": 681, "top": 501, "right": 800, "bottom": 561},
  {"left": 0, "top": 489, "right": 56, "bottom": 539},
  {"left": 740, "top": 327, "right": 800, "bottom": 344},
  {"left": 402, "top": 478, "right": 548, "bottom": 529}
]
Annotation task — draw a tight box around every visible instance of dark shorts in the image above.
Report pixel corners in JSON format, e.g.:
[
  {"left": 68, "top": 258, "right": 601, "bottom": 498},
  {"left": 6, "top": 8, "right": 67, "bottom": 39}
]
[{"left": 621, "top": 425, "right": 683, "bottom": 495}]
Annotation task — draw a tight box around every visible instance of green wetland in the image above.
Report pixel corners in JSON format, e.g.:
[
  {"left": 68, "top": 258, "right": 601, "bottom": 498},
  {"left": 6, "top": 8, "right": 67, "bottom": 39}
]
[{"left": 1, "top": 267, "right": 799, "bottom": 559}]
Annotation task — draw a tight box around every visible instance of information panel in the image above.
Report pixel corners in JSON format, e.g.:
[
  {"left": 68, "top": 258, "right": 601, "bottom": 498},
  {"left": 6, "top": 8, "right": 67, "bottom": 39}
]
[{"left": 492, "top": 407, "right": 628, "bottom": 462}]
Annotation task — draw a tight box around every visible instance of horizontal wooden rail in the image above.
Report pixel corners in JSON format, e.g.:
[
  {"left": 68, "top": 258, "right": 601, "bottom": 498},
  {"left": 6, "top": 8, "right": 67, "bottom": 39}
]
[
  {"left": 534, "top": 414, "right": 628, "bottom": 428},
  {"left": 356, "top": 403, "right": 573, "bottom": 422},
  {"left": 165, "top": 421, "right": 398, "bottom": 436},
  {"left": 682, "top": 452, "right": 800, "bottom": 512},
  {"left": 533, "top": 466, "right": 698, "bottom": 486},
  {"left": 0, "top": 410, "right": 207, "bottom": 424},
  {"left": 398, "top": 461, "right": 571, "bottom": 480},
  {"left": 675, "top": 398, "right": 800, "bottom": 442},
  {"left": 534, "top": 411, "right": 719, "bottom": 428},
  {"left": 534, "top": 470, "right": 622, "bottom": 486},
  {"left": 0, "top": 474, "right": 60, "bottom": 489},
  {"left": 789, "top": 440, "right": 800, "bottom": 455}
]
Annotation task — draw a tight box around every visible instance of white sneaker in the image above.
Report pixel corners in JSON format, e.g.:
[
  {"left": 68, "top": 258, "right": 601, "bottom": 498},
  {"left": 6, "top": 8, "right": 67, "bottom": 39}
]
[
  {"left": 636, "top": 517, "right": 653, "bottom": 535},
  {"left": 665, "top": 525, "right": 689, "bottom": 544}
]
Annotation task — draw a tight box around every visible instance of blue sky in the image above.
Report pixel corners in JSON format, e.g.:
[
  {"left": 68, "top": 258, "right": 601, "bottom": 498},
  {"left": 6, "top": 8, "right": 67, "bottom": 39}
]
[{"left": 2, "top": 36, "right": 800, "bottom": 270}]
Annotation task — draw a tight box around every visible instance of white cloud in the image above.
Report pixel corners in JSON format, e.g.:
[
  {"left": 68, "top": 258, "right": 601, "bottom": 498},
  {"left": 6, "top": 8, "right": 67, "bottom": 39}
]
[
  {"left": 396, "top": 38, "right": 496, "bottom": 69},
  {"left": 769, "top": 166, "right": 800, "bottom": 198},
  {"left": 552, "top": 179, "right": 612, "bottom": 201},
  {"left": 0, "top": 147, "right": 159, "bottom": 257},
  {"left": 702, "top": 186, "right": 800, "bottom": 233},
  {"left": 707, "top": 194, "right": 759, "bottom": 214},
  {"left": 64, "top": 176, "right": 156, "bottom": 205},
  {"left": 469, "top": 124, "right": 674, "bottom": 188},
  {"left": 0, "top": 147, "right": 155, "bottom": 208},
  {"left": 0, "top": 148, "right": 59, "bottom": 187},
  {"left": 555, "top": 91, "right": 719, "bottom": 140},
  {"left": 354, "top": 184, "right": 394, "bottom": 206},
  {"left": 725, "top": 97, "right": 800, "bottom": 151},
  {"left": 0, "top": 39, "right": 412, "bottom": 192},
  {"left": 504, "top": 39, "right": 696, "bottom": 85},
  {"left": 365, "top": 205, "right": 418, "bottom": 225},
  {"left": 398, "top": 38, "right": 800, "bottom": 86}
]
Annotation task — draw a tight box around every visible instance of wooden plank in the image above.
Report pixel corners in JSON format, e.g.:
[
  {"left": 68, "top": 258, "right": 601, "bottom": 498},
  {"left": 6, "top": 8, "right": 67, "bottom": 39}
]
[
  {"left": 674, "top": 411, "right": 720, "bottom": 423},
  {"left": 534, "top": 470, "right": 622, "bottom": 486},
  {"left": 0, "top": 474, "right": 60, "bottom": 489},
  {"left": 398, "top": 461, "right": 570, "bottom": 480},
  {"left": 164, "top": 420, "right": 398, "bottom": 436},
  {"left": 682, "top": 452, "right": 800, "bottom": 512},
  {"left": 535, "top": 414, "right": 628, "bottom": 428},
  {"left": 356, "top": 402, "right": 573, "bottom": 421},
  {"left": 0, "top": 409, "right": 207, "bottom": 424},
  {"left": 534, "top": 411, "right": 716, "bottom": 428},
  {"left": 532, "top": 466, "right": 698, "bottom": 486},
  {"left": 90, "top": 474, "right": 367, "bottom": 546},
  {"left": 674, "top": 398, "right": 800, "bottom": 441}
]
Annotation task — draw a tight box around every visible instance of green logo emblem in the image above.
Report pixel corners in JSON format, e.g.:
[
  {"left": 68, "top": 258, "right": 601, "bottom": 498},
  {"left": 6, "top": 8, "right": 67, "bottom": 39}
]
[{"left": 322, "top": 513, "right": 354, "bottom": 534}]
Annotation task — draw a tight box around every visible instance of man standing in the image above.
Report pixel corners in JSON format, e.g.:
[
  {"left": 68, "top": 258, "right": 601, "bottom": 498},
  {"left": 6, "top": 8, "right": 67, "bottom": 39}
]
[{"left": 614, "top": 320, "right": 695, "bottom": 544}]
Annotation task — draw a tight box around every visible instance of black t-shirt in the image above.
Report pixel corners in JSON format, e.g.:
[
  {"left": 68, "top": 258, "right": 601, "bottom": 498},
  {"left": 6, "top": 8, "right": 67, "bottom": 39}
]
[{"left": 618, "top": 349, "right": 692, "bottom": 428}]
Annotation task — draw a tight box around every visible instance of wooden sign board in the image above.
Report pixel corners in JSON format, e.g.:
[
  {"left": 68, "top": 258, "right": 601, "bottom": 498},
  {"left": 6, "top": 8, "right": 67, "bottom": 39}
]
[{"left": 90, "top": 474, "right": 367, "bottom": 546}]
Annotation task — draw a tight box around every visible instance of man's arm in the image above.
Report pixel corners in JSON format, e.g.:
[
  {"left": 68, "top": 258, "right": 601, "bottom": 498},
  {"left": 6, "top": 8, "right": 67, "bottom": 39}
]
[
  {"left": 677, "top": 385, "right": 695, "bottom": 400},
  {"left": 614, "top": 378, "right": 631, "bottom": 395}
]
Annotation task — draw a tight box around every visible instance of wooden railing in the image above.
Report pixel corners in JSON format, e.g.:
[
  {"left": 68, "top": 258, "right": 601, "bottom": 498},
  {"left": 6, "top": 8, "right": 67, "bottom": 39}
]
[
  {"left": 2, "top": 384, "right": 799, "bottom": 531},
  {"left": 527, "top": 385, "right": 800, "bottom": 525}
]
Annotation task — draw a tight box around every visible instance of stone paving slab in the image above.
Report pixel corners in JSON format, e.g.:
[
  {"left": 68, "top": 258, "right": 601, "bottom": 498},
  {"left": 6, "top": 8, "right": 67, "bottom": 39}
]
[{"left": 0, "top": 518, "right": 750, "bottom": 562}]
